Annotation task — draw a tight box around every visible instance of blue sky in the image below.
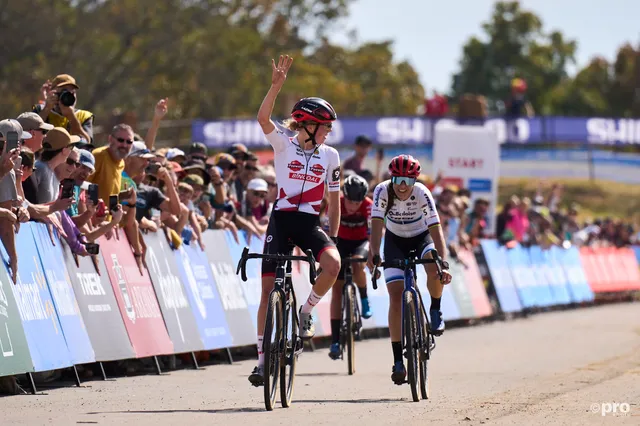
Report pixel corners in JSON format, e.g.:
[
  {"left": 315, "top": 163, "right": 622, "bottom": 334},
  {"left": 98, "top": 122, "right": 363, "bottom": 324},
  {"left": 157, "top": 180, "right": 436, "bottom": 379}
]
[{"left": 329, "top": 0, "right": 640, "bottom": 94}]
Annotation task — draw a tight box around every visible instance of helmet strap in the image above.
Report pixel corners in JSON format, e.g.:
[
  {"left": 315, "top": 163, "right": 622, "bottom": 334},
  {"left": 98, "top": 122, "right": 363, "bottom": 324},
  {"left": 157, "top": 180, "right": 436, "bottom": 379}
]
[{"left": 303, "top": 123, "right": 320, "bottom": 146}]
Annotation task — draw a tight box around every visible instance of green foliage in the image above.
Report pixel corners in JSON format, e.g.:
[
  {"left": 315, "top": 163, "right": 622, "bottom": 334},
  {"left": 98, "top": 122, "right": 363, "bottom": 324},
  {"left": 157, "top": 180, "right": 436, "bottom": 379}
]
[
  {"left": 0, "top": 0, "right": 424, "bottom": 124},
  {"left": 452, "top": 1, "right": 639, "bottom": 117}
]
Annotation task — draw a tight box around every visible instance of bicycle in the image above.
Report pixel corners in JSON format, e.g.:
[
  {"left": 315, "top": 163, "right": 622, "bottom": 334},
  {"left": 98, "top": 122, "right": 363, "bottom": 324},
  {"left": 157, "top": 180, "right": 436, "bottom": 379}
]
[
  {"left": 333, "top": 256, "right": 368, "bottom": 375},
  {"left": 371, "top": 249, "right": 444, "bottom": 402},
  {"left": 236, "top": 245, "right": 317, "bottom": 411}
]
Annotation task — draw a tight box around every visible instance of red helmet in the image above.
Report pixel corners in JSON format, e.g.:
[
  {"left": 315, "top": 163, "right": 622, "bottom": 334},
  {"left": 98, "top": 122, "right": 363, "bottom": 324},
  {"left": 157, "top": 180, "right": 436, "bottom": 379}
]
[
  {"left": 389, "top": 155, "right": 421, "bottom": 178},
  {"left": 291, "top": 97, "right": 337, "bottom": 124}
]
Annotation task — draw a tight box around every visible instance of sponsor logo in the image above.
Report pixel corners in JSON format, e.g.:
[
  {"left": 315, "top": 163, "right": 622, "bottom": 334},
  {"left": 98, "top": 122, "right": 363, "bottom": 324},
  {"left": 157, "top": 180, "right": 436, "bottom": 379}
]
[
  {"left": 266, "top": 235, "right": 273, "bottom": 243},
  {"left": 288, "top": 160, "right": 304, "bottom": 172},
  {"left": 410, "top": 195, "right": 415, "bottom": 200},
  {"left": 310, "top": 163, "right": 325, "bottom": 176},
  {"left": 289, "top": 172, "right": 321, "bottom": 183}
]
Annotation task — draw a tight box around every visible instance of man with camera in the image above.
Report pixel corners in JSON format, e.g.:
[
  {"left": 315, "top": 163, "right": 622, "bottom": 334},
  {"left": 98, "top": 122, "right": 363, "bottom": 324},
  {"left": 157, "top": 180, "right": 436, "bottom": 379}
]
[{"left": 34, "top": 74, "right": 94, "bottom": 146}]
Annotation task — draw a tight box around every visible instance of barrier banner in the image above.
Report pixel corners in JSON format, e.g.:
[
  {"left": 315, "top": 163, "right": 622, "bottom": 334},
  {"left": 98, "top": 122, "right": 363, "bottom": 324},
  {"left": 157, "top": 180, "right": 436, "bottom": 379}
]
[
  {"left": 506, "top": 244, "right": 555, "bottom": 308},
  {"left": 446, "top": 258, "right": 475, "bottom": 319},
  {"left": 61, "top": 243, "right": 135, "bottom": 361},
  {"left": 99, "top": 235, "right": 173, "bottom": 357},
  {"left": 143, "top": 232, "right": 204, "bottom": 354},
  {"left": 0, "top": 258, "right": 33, "bottom": 376},
  {"left": 456, "top": 249, "right": 492, "bottom": 317},
  {"left": 610, "top": 248, "right": 640, "bottom": 291},
  {"left": 202, "top": 231, "right": 255, "bottom": 347},
  {"left": 552, "top": 246, "right": 593, "bottom": 303},
  {"left": 174, "top": 244, "right": 232, "bottom": 349},
  {"left": 524, "top": 246, "right": 560, "bottom": 307},
  {"left": 479, "top": 240, "right": 522, "bottom": 313},
  {"left": 580, "top": 248, "right": 613, "bottom": 292},
  {"left": 632, "top": 246, "right": 640, "bottom": 264},
  {"left": 31, "top": 225, "right": 95, "bottom": 365},
  {"left": 245, "top": 232, "right": 266, "bottom": 324},
  {"left": 540, "top": 247, "right": 572, "bottom": 305},
  {"left": 365, "top": 266, "right": 390, "bottom": 328},
  {"left": 7, "top": 224, "right": 72, "bottom": 371}
]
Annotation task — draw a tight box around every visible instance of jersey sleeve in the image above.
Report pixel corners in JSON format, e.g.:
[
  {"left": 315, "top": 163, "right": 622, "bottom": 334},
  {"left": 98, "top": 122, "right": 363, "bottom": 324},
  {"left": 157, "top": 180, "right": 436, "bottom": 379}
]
[
  {"left": 264, "top": 128, "right": 289, "bottom": 153},
  {"left": 418, "top": 185, "right": 441, "bottom": 228},
  {"left": 326, "top": 147, "right": 341, "bottom": 192},
  {"left": 371, "top": 182, "right": 388, "bottom": 220},
  {"left": 364, "top": 198, "right": 373, "bottom": 234}
]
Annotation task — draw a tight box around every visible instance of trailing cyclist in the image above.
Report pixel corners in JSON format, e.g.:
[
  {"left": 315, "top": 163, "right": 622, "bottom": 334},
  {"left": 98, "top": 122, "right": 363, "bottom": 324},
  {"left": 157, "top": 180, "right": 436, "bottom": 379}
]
[
  {"left": 366, "top": 154, "right": 453, "bottom": 385},
  {"left": 249, "top": 54, "right": 342, "bottom": 386},
  {"left": 329, "top": 174, "right": 373, "bottom": 360}
]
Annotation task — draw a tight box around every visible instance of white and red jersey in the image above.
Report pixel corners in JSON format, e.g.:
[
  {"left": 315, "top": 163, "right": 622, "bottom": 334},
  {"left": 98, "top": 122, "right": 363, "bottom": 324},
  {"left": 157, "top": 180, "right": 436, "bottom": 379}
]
[{"left": 265, "top": 129, "right": 341, "bottom": 215}]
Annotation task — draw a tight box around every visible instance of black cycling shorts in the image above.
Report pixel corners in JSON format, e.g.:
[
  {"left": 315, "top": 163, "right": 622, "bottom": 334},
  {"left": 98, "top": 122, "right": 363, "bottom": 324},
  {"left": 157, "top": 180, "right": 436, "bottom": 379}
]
[
  {"left": 382, "top": 230, "right": 435, "bottom": 284},
  {"left": 262, "top": 210, "right": 334, "bottom": 277},
  {"left": 336, "top": 238, "right": 369, "bottom": 278}
]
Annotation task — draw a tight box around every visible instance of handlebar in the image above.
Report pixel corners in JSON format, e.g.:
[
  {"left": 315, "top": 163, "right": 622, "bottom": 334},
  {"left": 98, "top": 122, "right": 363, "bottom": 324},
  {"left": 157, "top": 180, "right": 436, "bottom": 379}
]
[
  {"left": 371, "top": 249, "right": 444, "bottom": 290},
  {"left": 236, "top": 247, "right": 318, "bottom": 285}
]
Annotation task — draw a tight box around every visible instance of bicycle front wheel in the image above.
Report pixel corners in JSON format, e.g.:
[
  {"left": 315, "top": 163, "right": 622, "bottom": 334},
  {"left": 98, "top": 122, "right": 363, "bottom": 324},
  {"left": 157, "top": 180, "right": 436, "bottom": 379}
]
[
  {"left": 403, "top": 291, "right": 419, "bottom": 402},
  {"left": 263, "top": 292, "right": 283, "bottom": 411},
  {"left": 280, "top": 301, "right": 298, "bottom": 408},
  {"left": 345, "top": 284, "right": 356, "bottom": 375}
]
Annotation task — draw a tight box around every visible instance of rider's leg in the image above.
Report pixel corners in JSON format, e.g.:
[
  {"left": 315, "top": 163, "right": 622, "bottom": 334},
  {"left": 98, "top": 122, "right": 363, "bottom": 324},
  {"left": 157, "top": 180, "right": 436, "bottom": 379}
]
[
  {"left": 422, "top": 247, "right": 445, "bottom": 335},
  {"left": 329, "top": 279, "right": 345, "bottom": 344},
  {"left": 301, "top": 247, "right": 341, "bottom": 313},
  {"left": 386, "top": 279, "right": 404, "bottom": 361}
]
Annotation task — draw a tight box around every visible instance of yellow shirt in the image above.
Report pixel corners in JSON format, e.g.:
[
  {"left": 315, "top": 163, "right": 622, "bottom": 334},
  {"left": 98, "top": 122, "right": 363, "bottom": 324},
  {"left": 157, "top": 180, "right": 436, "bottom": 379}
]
[{"left": 88, "top": 146, "right": 124, "bottom": 203}]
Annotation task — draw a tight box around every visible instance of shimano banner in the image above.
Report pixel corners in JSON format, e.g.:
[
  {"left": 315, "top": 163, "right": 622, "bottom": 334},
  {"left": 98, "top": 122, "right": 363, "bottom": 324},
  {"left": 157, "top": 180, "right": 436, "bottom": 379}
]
[
  {"left": 144, "top": 232, "right": 204, "bottom": 354},
  {"left": 0, "top": 259, "right": 33, "bottom": 377},
  {"left": 61, "top": 244, "right": 135, "bottom": 362},
  {"left": 192, "top": 116, "right": 640, "bottom": 147},
  {"left": 202, "top": 231, "right": 255, "bottom": 347},
  {"left": 6, "top": 224, "right": 72, "bottom": 372},
  {"left": 174, "top": 244, "right": 232, "bottom": 350},
  {"left": 31, "top": 224, "right": 95, "bottom": 365},
  {"left": 99, "top": 235, "right": 174, "bottom": 358}
]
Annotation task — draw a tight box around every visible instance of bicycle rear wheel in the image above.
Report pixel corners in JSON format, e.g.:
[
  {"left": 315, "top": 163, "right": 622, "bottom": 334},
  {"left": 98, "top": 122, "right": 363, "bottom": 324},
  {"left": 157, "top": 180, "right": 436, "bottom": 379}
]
[
  {"left": 263, "top": 292, "right": 283, "bottom": 411},
  {"left": 403, "top": 291, "right": 419, "bottom": 402},
  {"left": 345, "top": 284, "right": 356, "bottom": 375},
  {"left": 280, "top": 301, "right": 298, "bottom": 407}
]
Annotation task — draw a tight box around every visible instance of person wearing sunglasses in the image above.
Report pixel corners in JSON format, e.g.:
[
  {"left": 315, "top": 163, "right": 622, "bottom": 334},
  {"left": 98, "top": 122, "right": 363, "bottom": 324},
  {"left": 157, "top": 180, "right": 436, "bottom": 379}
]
[
  {"left": 367, "top": 154, "right": 453, "bottom": 386},
  {"left": 88, "top": 123, "right": 135, "bottom": 205},
  {"left": 248, "top": 54, "right": 342, "bottom": 386},
  {"left": 239, "top": 178, "right": 272, "bottom": 235}
]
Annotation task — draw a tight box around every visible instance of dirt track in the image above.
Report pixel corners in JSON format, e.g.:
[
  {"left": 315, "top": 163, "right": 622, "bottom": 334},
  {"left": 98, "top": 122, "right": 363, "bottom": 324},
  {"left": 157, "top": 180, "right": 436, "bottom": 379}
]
[{"left": 3, "top": 302, "right": 639, "bottom": 426}]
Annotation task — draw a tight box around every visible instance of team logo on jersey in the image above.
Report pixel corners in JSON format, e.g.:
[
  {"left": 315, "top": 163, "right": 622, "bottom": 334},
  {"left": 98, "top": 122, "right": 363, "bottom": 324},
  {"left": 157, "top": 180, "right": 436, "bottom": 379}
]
[
  {"left": 288, "top": 160, "right": 304, "bottom": 172},
  {"left": 310, "top": 164, "right": 325, "bottom": 176},
  {"left": 410, "top": 195, "right": 415, "bottom": 200},
  {"left": 266, "top": 235, "right": 273, "bottom": 243},
  {"left": 289, "top": 172, "right": 321, "bottom": 183},
  {"left": 332, "top": 167, "right": 341, "bottom": 182}
]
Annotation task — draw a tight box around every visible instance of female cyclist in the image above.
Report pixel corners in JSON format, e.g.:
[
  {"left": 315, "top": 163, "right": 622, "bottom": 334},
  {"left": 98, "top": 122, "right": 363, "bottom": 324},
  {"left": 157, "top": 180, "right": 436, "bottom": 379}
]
[
  {"left": 249, "top": 55, "right": 342, "bottom": 386},
  {"left": 367, "top": 154, "right": 453, "bottom": 385},
  {"left": 328, "top": 173, "right": 373, "bottom": 360}
]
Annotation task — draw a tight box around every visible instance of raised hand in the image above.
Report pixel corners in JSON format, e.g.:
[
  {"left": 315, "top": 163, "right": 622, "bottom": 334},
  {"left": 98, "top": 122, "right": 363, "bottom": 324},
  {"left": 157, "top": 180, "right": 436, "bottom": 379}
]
[
  {"left": 271, "top": 55, "right": 293, "bottom": 89},
  {"left": 154, "top": 98, "right": 169, "bottom": 119}
]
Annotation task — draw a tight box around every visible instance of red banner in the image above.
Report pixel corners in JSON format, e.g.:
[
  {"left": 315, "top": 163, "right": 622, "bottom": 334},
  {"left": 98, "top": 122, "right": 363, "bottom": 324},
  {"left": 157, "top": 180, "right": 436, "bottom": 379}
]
[
  {"left": 457, "top": 249, "right": 493, "bottom": 317},
  {"left": 99, "top": 235, "right": 174, "bottom": 357},
  {"left": 580, "top": 247, "right": 640, "bottom": 293}
]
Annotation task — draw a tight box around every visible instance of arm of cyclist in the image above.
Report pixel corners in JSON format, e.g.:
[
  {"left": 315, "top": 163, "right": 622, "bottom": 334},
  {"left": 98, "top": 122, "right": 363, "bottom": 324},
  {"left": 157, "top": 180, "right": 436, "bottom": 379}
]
[
  {"left": 327, "top": 190, "right": 340, "bottom": 239},
  {"left": 257, "top": 55, "right": 294, "bottom": 136}
]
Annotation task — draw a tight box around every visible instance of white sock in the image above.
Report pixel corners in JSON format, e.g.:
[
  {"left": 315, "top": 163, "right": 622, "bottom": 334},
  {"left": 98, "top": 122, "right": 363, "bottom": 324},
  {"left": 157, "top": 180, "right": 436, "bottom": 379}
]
[
  {"left": 301, "top": 290, "right": 322, "bottom": 314},
  {"left": 257, "top": 335, "right": 264, "bottom": 366}
]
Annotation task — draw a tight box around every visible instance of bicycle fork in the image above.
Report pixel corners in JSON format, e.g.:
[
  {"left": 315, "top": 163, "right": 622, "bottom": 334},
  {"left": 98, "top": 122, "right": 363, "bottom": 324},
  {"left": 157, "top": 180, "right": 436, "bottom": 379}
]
[{"left": 401, "top": 268, "right": 425, "bottom": 357}]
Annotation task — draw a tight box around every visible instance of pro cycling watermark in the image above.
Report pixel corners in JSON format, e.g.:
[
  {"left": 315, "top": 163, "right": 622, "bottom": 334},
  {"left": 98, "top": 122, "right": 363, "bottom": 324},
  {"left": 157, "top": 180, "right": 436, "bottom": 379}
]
[{"left": 590, "top": 402, "right": 631, "bottom": 416}]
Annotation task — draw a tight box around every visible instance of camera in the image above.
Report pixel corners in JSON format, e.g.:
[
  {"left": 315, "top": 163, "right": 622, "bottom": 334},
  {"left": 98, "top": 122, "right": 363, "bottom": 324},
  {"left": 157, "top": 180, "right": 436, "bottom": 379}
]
[{"left": 58, "top": 90, "right": 76, "bottom": 107}]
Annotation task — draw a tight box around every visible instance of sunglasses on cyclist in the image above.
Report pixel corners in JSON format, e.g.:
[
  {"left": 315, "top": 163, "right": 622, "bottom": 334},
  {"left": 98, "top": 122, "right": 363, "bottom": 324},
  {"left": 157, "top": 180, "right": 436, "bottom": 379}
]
[{"left": 391, "top": 176, "right": 416, "bottom": 186}]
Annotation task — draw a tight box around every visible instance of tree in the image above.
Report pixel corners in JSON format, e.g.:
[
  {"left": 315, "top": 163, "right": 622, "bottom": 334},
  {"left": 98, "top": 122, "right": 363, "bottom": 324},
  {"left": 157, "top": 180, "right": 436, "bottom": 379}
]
[{"left": 451, "top": 1, "right": 577, "bottom": 114}]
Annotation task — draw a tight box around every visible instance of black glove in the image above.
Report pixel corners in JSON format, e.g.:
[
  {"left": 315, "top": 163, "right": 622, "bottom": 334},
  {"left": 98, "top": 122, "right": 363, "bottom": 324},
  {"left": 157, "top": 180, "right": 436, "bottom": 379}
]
[
  {"left": 372, "top": 254, "right": 381, "bottom": 266},
  {"left": 441, "top": 260, "right": 450, "bottom": 270}
]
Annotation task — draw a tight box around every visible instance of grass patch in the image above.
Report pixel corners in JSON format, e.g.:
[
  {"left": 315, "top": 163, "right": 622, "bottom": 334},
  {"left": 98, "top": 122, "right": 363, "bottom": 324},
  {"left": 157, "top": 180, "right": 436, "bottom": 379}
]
[{"left": 498, "top": 178, "right": 640, "bottom": 224}]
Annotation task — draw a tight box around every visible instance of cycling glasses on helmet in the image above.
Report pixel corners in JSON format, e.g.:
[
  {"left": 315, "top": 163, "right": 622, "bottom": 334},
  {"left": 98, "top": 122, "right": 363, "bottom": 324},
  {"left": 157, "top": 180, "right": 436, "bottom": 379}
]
[{"left": 391, "top": 176, "right": 416, "bottom": 186}]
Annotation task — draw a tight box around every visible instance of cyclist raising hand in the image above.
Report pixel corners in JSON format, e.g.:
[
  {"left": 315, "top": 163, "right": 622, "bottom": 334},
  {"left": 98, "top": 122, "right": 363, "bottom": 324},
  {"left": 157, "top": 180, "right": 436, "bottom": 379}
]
[
  {"left": 249, "top": 54, "right": 342, "bottom": 386},
  {"left": 367, "top": 154, "right": 453, "bottom": 385}
]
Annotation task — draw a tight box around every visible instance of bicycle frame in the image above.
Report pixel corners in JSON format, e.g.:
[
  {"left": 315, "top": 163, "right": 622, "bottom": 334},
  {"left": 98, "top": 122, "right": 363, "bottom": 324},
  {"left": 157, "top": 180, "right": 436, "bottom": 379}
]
[{"left": 400, "top": 260, "right": 426, "bottom": 358}]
